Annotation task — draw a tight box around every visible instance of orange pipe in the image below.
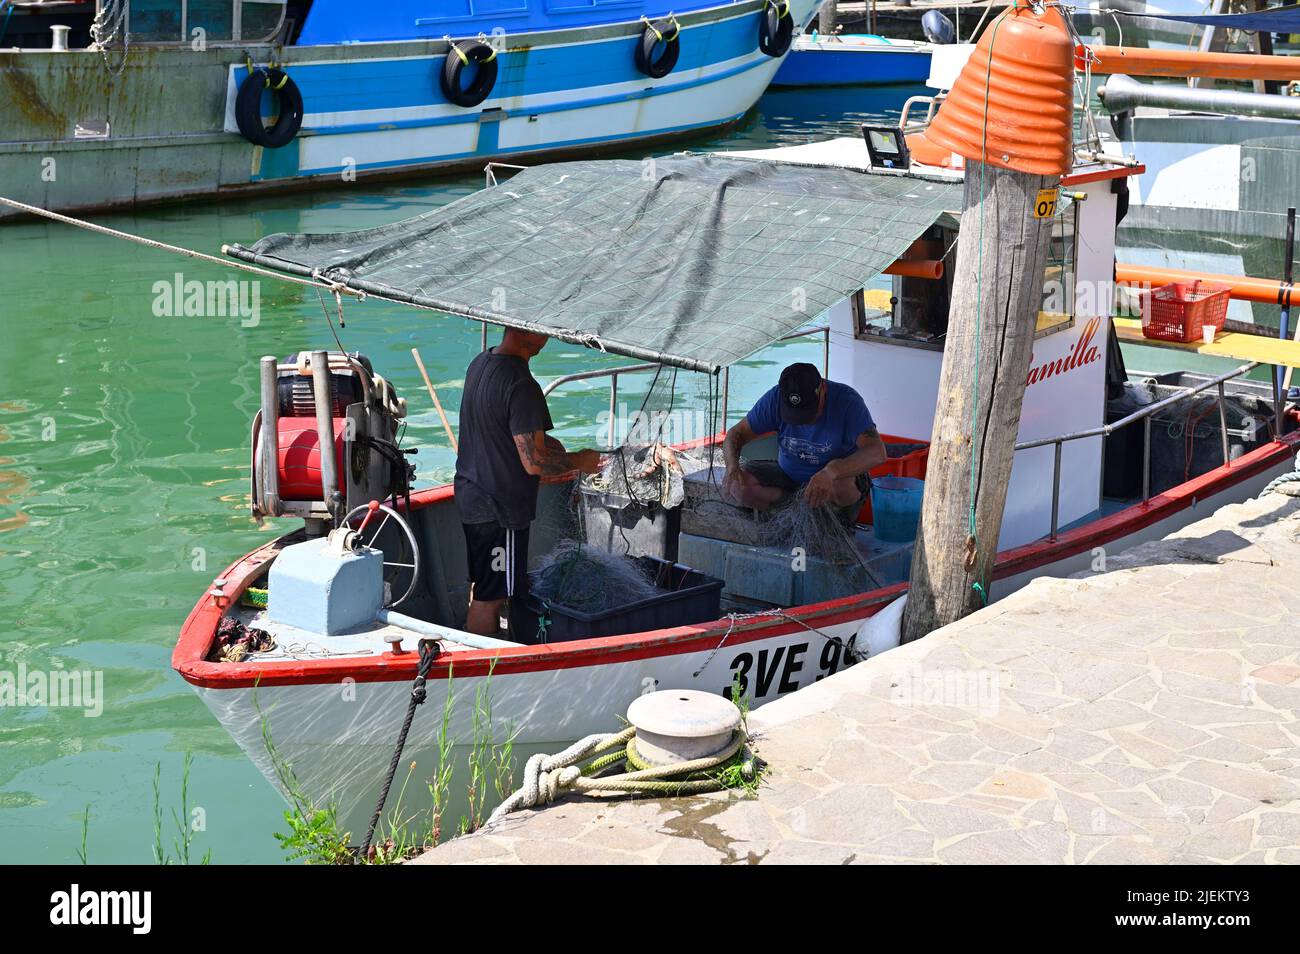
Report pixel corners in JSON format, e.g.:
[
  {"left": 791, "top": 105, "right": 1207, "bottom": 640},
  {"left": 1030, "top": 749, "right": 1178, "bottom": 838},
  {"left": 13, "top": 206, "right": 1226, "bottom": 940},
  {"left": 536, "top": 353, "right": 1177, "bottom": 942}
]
[
  {"left": 1081, "top": 44, "right": 1300, "bottom": 81},
  {"left": 1116, "top": 263, "right": 1294, "bottom": 307},
  {"left": 884, "top": 258, "right": 944, "bottom": 280}
]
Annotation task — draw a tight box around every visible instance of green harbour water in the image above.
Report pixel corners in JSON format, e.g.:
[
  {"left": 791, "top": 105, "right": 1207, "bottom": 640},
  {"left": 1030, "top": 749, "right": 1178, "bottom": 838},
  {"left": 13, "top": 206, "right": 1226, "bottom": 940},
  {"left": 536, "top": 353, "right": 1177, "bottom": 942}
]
[
  {"left": 1, "top": 74, "right": 1273, "bottom": 864},
  {"left": 0, "top": 85, "right": 936, "bottom": 864}
]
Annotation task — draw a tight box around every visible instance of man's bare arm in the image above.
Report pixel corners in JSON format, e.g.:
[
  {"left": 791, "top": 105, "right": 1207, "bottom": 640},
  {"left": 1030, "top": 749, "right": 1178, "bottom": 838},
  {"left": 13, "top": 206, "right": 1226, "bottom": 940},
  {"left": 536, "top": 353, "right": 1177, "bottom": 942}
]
[
  {"left": 723, "top": 418, "right": 759, "bottom": 473},
  {"left": 822, "top": 428, "right": 888, "bottom": 479},
  {"left": 514, "top": 431, "right": 601, "bottom": 476}
]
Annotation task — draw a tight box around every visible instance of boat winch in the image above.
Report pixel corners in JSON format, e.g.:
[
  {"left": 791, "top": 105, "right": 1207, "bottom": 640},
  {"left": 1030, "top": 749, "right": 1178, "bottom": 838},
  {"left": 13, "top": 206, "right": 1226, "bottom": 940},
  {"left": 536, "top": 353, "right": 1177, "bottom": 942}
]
[
  {"left": 265, "top": 496, "right": 425, "bottom": 633},
  {"left": 251, "top": 350, "right": 413, "bottom": 534},
  {"left": 266, "top": 527, "right": 386, "bottom": 637}
]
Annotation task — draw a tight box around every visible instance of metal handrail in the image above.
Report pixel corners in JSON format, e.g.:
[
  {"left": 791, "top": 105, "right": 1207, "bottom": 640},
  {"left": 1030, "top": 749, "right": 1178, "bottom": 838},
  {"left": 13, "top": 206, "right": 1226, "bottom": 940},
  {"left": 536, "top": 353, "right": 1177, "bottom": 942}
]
[
  {"left": 540, "top": 325, "right": 832, "bottom": 446},
  {"left": 899, "top": 94, "right": 944, "bottom": 133},
  {"left": 1015, "top": 360, "right": 1269, "bottom": 541}
]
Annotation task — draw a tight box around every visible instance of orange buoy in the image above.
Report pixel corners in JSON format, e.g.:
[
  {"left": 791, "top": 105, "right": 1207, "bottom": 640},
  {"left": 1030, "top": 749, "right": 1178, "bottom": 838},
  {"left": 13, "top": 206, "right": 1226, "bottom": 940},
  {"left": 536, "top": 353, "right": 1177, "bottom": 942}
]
[{"left": 910, "top": 3, "right": 1074, "bottom": 176}]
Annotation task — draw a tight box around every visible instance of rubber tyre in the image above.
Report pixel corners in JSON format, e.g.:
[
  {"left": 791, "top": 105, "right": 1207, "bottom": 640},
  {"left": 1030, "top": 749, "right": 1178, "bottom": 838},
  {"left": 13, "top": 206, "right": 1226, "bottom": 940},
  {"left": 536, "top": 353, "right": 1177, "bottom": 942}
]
[
  {"left": 441, "top": 40, "right": 499, "bottom": 108},
  {"left": 234, "top": 68, "right": 304, "bottom": 149},
  {"left": 758, "top": 2, "right": 794, "bottom": 57},
  {"left": 634, "top": 19, "right": 681, "bottom": 79}
]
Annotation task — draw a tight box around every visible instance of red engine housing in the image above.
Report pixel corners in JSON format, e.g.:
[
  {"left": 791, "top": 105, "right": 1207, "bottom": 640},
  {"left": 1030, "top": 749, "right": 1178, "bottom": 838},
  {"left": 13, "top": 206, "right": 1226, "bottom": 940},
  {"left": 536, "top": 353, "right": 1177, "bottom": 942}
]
[{"left": 276, "top": 417, "right": 348, "bottom": 502}]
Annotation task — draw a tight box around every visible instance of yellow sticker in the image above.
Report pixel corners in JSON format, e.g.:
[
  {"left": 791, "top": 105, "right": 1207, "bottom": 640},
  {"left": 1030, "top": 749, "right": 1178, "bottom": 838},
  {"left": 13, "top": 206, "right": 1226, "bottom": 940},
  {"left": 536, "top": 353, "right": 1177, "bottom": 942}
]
[{"left": 1034, "top": 188, "right": 1058, "bottom": 219}]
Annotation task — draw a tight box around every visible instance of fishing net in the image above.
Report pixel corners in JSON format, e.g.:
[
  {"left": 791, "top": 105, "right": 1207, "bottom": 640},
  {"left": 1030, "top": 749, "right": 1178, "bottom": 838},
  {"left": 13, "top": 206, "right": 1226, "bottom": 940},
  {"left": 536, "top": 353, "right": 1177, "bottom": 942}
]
[
  {"left": 529, "top": 540, "right": 659, "bottom": 614},
  {"left": 526, "top": 357, "right": 887, "bottom": 617}
]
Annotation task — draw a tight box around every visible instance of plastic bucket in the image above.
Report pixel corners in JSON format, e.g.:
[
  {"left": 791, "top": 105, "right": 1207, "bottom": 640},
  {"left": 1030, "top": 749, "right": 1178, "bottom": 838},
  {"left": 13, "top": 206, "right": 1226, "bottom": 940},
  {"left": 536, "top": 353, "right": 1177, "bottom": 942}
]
[{"left": 871, "top": 476, "right": 924, "bottom": 543}]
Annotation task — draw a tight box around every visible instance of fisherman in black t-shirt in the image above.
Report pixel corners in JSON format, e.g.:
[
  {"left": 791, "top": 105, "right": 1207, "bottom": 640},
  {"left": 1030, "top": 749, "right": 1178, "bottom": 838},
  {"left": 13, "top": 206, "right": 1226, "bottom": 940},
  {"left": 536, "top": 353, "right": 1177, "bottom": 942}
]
[{"left": 454, "top": 329, "right": 603, "bottom": 639}]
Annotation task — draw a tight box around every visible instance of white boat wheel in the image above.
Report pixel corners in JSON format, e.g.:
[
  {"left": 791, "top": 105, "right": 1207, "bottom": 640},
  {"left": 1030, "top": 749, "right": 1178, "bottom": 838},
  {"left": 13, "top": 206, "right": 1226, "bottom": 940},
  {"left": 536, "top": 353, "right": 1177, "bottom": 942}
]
[{"left": 341, "top": 501, "right": 421, "bottom": 609}]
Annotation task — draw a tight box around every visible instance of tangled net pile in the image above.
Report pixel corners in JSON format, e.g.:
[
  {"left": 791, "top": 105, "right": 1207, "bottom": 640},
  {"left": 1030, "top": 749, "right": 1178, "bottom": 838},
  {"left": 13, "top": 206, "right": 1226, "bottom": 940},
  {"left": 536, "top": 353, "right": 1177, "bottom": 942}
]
[
  {"left": 583, "top": 444, "right": 712, "bottom": 509},
  {"left": 530, "top": 539, "right": 661, "bottom": 613},
  {"left": 755, "top": 488, "right": 860, "bottom": 562}
]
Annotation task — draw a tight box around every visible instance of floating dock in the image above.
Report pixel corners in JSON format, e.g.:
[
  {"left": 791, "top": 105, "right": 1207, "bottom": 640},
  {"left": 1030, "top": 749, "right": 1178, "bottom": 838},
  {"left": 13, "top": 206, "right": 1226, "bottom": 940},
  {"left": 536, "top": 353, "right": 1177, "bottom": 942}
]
[{"left": 414, "top": 489, "right": 1300, "bottom": 865}]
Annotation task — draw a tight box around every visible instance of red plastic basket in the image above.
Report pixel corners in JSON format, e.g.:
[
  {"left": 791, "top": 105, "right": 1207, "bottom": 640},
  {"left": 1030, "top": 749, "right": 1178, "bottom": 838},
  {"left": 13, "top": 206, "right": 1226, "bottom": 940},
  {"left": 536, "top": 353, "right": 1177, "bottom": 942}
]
[{"left": 1141, "top": 281, "right": 1231, "bottom": 343}]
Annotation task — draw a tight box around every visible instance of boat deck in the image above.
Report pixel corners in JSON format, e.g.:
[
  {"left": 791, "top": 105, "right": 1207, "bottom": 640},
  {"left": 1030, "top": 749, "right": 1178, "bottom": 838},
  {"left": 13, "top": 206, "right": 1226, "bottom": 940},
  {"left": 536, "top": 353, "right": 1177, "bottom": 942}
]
[
  {"left": 1114, "top": 318, "right": 1300, "bottom": 368},
  {"left": 230, "top": 604, "right": 493, "bottom": 662}
]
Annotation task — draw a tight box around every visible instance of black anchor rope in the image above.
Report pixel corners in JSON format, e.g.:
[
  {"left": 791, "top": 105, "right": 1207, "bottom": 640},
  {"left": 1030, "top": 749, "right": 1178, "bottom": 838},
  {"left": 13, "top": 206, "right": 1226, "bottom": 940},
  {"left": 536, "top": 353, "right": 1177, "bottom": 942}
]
[{"left": 360, "top": 637, "right": 440, "bottom": 859}]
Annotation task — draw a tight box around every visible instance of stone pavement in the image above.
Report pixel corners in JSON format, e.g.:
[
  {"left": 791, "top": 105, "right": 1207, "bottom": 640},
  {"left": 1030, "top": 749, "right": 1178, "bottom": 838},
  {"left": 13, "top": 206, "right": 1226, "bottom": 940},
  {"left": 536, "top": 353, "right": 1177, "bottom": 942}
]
[{"left": 413, "top": 492, "right": 1300, "bottom": 864}]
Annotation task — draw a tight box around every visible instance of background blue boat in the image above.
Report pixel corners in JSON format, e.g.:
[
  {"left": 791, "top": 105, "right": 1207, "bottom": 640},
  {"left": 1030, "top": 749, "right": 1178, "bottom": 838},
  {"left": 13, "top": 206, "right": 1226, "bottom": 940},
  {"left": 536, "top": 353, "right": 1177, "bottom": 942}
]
[
  {"left": 772, "top": 32, "right": 933, "bottom": 87},
  {"left": 0, "top": 0, "right": 821, "bottom": 216}
]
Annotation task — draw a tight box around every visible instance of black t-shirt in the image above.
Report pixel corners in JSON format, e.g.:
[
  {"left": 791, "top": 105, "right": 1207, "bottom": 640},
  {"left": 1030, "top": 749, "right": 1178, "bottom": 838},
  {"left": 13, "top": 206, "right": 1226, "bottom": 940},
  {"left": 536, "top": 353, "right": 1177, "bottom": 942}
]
[{"left": 454, "top": 348, "right": 554, "bottom": 530}]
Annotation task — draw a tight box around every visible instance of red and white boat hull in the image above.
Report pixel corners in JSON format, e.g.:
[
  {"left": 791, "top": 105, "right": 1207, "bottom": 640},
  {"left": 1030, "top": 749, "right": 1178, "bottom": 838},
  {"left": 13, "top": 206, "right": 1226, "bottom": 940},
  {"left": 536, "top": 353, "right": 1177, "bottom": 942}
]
[{"left": 175, "top": 430, "right": 1298, "bottom": 840}]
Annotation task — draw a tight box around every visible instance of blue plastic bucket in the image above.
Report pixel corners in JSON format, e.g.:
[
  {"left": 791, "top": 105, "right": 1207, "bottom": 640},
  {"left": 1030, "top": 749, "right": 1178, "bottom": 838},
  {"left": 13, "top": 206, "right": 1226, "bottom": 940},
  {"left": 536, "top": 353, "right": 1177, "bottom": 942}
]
[{"left": 871, "top": 476, "right": 924, "bottom": 543}]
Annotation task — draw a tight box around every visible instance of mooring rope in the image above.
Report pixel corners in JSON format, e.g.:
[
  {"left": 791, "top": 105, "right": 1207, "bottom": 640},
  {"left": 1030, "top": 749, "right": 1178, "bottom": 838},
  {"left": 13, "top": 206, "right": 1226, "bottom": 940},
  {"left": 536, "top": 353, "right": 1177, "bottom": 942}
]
[
  {"left": 0, "top": 195, "right": 364, "bottom": 299},
  {"left": 360, "top": 638, "right": 440, "bottom": 858},
  {"left": 486, "top": 724, "right": 749, "bottom": 827}
]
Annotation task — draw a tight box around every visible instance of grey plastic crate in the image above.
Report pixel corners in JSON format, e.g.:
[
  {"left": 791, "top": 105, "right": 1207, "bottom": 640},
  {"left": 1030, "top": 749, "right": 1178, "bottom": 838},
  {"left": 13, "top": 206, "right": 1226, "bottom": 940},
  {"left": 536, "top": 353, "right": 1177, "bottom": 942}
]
[{"left": 579, "top": 486, "right": 681, "bottom": 562}]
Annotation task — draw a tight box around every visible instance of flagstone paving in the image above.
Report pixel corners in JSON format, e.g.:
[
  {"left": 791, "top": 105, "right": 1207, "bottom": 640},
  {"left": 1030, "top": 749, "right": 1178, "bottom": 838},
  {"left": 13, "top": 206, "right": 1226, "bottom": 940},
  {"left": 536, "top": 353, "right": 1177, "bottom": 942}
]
[{"left": 413, "top": 491, "right": 1300, "bottom": 864}]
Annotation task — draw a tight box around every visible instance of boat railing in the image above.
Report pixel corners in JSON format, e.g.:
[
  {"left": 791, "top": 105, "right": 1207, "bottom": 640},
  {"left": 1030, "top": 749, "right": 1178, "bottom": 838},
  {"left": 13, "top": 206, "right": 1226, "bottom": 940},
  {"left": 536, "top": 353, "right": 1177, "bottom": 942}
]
[
  {"left": 1015, "top": 359, "right": 1283, "bottom": 541},
  {"left": 900, "top": 95, "right": 943, "bottom": 134},
  {"left": 541, "top": 325, "right": 831, "bottom": 446}
]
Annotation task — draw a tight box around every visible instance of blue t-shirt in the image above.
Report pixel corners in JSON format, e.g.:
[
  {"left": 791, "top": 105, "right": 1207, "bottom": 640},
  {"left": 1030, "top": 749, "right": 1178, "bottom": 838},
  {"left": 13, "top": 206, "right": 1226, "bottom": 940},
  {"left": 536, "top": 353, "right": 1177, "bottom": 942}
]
[{"left": 746, "top": 381, "right": 876, "bottom": 484}]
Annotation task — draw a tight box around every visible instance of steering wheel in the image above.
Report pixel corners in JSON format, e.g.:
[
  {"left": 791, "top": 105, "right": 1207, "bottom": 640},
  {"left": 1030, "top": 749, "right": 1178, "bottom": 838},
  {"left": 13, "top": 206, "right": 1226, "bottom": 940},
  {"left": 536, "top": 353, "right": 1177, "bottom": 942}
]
[{"left": 341, "top": 501, "right": 421, "bottom": 608}]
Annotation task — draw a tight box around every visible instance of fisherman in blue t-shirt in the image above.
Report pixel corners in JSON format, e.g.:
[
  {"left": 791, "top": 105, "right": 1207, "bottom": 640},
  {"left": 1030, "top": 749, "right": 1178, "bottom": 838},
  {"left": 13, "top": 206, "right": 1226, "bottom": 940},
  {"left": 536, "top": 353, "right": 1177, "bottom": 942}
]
[{"left": 722, "top": 362, "right": 887, "bottom": 522}]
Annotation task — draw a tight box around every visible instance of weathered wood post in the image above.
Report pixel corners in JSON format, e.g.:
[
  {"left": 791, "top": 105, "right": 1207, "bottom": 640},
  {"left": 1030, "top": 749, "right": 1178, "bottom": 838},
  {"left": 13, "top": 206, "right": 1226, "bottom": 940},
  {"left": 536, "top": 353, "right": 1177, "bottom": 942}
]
[
  {"left": 901, "top": 5, "right": 1076, "bottom": 643},
  {"left": 819, "top": 0, "right": 839, "bottom": 34}
]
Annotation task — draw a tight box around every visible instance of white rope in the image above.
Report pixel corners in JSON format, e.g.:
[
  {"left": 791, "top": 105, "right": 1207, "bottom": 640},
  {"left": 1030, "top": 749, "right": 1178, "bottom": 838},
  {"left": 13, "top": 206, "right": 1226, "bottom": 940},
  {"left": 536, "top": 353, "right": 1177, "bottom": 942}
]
[
  {"left": 0, "top": 195, "right": 366, "bottom": 298},
  {"left": 89, "top": 0, "right": 130, "bottom": 75},
  {"left": 486, "top": 726, "right": 748, "bottom": 827},
  {"left": 487, "top": 731, "right": 621, "bottom": 825}
]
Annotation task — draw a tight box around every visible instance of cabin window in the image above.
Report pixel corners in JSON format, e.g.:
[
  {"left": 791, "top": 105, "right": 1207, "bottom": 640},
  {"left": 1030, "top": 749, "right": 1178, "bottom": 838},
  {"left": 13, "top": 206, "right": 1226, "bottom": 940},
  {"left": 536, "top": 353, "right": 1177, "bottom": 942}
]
[
  {"left": 853, "top": 199, "right": 1079, "bottom": 347},
  {"left": 852, "top": 224, "right": 956, "bottom": 348},
  {"left": 127, "top": 0, "right": 287, "bottom": 44},
  {"left": 1040, "top": 196, "right": 1078, "bottom": 331},
  {"left": 418, "top": 0, "right": 531, "bottom": 24}
]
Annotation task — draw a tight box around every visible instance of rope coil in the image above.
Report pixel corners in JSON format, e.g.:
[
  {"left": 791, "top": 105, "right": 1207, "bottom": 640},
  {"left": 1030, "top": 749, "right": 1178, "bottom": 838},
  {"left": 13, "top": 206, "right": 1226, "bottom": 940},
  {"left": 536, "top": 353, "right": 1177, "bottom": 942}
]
[{"left": 487, "top": 725, "right": 749, "bottom": 827}]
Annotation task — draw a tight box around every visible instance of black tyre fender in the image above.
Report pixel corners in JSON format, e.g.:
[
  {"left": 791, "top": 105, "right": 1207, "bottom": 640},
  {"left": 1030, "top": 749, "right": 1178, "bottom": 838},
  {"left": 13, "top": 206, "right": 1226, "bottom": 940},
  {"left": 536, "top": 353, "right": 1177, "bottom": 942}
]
[
  {"left": 234, "top": 67, "right": 304, "bottom": 149},
  {"left": 634, "top": 18, "right": 681, "bottom": 79},
  {"left": 441, "top": 40, "right": 499, "bottom": 108},
  {"left": 758, "top": 0, "right": 794, "bottom": 57}
]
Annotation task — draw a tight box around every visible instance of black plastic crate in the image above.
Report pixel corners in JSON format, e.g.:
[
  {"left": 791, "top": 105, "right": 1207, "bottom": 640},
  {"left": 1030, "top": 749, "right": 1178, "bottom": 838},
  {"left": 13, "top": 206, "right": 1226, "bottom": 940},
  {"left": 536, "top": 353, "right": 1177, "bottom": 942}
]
[
  {"left": 519, "top": 556, "right": 722, "bottom": 643},
  {"left": 579, "top": 486, "right": 681, "bottom": 562}
]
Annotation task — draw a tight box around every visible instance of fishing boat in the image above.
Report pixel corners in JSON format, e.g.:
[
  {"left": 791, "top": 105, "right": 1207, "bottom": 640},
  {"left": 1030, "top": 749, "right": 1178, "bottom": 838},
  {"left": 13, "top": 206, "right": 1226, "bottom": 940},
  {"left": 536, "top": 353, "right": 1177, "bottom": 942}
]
[
  {"left": 168, "top": 7, "right": 1300, "bottom": 842},
  {"left": 0, "top": 0, "right": 819, "bottom": 219},
  {"left": 770, "top": 32, "right": 934, "bottom": 86}
]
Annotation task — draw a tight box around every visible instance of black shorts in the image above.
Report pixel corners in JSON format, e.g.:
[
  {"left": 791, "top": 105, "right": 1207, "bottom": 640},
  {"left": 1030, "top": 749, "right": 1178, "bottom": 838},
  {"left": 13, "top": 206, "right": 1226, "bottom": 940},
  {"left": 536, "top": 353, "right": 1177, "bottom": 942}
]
[{"left": 462, "top": 520, "right": 529, "bottom": 603}]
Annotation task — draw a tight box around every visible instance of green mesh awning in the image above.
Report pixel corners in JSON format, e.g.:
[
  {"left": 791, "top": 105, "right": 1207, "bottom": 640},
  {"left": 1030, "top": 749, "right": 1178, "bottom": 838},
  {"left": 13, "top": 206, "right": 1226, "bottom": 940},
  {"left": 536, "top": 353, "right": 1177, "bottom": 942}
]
[{"left": 226, "top": 154, "right": 961, "bottom": 374}]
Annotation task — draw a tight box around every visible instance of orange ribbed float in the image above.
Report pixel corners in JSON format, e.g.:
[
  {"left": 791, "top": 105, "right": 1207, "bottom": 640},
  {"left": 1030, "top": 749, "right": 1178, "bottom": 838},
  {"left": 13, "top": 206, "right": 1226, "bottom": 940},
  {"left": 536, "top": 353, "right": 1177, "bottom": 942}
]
[{"left": 910, "top": 3, "right": 1075, "bottom": 176}]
